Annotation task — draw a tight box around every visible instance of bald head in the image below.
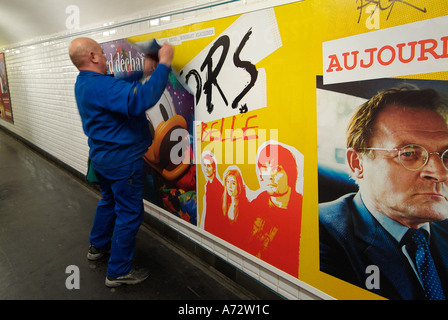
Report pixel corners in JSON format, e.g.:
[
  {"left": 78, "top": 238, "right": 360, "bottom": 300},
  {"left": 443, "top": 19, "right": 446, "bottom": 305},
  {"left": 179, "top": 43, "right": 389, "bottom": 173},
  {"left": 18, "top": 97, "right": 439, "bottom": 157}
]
[{"left": 69, "top": 37, "right": 107, "bottom": 73}]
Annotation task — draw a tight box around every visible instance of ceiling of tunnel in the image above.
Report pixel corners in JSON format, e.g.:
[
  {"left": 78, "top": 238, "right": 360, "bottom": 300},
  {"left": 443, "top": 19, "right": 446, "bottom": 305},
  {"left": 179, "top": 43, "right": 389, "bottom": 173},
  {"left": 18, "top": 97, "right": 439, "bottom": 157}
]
[{"left": 0, "top": 0, "right": 204, "bottom": 48}]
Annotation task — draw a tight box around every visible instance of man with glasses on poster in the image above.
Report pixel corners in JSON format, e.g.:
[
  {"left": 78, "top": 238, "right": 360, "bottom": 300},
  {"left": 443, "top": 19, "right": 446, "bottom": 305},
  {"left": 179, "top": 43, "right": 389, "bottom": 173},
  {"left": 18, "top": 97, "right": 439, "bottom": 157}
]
[{"left": 319, "top": 87, "right": 448, "bottom": 300}]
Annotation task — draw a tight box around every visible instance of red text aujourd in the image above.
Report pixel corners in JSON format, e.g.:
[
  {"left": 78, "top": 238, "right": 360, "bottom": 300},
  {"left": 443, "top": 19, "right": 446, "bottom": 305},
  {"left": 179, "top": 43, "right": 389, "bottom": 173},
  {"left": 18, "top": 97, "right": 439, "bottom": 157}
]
[{"left": 326, "top": 36, "right": 448, "bottom": 73}]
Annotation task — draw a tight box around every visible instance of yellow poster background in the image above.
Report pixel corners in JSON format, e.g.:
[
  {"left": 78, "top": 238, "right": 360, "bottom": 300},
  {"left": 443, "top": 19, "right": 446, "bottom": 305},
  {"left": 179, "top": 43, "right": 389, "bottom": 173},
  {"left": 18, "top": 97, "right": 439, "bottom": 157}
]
[{"left": 128, "top": 0, "right": 448, "bottom": 300}]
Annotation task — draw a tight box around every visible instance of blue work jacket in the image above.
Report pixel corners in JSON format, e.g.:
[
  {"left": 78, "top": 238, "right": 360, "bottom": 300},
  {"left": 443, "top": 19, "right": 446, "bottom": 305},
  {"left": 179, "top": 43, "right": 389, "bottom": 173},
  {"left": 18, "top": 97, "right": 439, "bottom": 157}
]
[{"left": 74, "top": 64, "right": 170, "bottom": 170}]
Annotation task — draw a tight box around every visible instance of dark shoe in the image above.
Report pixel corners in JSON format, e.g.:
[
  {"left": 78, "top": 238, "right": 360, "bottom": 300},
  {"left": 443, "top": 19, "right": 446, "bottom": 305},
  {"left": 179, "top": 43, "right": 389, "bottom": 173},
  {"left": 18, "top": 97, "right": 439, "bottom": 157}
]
[
  {"left": 105, "top": 268, "right": 150, "bottom": 287},
  {"left": 87, "top": 244, "right": 110, "bottom": 261}
]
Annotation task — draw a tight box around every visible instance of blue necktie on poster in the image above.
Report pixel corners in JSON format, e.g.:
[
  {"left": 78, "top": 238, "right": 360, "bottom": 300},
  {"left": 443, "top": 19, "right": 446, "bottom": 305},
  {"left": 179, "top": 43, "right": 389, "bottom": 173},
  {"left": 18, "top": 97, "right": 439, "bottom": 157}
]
[{"left": 404, "top": 228, "right": 446, "bottom": 300}]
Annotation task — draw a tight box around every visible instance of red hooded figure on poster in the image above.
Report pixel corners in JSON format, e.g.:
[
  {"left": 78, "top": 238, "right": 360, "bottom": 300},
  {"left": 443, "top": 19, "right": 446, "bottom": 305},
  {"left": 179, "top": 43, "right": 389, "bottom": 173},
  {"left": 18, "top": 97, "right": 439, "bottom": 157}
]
[{"left": 245, "top": 142, "right": 303, "bottom": 277}]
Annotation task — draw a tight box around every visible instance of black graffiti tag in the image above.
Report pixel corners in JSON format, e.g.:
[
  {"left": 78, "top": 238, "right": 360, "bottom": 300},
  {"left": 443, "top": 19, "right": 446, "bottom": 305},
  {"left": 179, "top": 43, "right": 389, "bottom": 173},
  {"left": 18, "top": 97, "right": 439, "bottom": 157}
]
[
  {"left": 200, "top": 35, "right": 230, "bottom": 114},
  {"left": 232, "top": 28, "right": 258, "bottom": 111},
  {"left": 182, "top": 28, "right": 258, "bottom": 115}
]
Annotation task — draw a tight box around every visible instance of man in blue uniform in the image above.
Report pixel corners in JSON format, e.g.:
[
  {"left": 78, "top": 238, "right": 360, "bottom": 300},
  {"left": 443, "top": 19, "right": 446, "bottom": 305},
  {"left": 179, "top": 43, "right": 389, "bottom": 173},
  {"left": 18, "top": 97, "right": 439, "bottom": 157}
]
[{"left": 68, "top": 37, "right": 173, "bottom": 287}]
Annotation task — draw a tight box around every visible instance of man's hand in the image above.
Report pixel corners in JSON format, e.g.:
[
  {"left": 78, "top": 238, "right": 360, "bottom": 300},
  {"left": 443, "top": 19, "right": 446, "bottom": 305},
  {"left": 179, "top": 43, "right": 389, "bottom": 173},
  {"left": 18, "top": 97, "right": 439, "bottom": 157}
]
[
  {"left": 158, "top": 43, "right": 174, "bottom": 67},
  {"left": 143, "top": 55, "right": 158, "bottom": 75}
]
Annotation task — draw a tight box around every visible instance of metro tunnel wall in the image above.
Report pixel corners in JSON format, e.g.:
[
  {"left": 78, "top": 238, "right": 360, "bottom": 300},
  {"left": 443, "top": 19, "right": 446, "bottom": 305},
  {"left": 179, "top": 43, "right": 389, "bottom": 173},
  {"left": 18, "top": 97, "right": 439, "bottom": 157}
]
[
  {"left": 2, "top": 0, "right": 445, "bottom": 301},
  {"left": 0, "top": 0, "right": 328, "bottom": 300}
]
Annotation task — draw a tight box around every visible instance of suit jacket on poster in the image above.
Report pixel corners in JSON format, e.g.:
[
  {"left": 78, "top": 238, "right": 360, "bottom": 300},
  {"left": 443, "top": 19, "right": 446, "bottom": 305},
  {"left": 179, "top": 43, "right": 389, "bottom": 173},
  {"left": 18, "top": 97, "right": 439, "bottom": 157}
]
[{"left": 319, "top": 192, "right": 448, "bottom": 300}]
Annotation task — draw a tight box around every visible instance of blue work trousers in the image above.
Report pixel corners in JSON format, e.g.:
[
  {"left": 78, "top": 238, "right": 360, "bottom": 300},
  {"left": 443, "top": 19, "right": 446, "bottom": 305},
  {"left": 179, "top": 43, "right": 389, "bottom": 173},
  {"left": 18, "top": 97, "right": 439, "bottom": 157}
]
[{"left": 89, "top": 158, "right": 144, "bottom": 277}]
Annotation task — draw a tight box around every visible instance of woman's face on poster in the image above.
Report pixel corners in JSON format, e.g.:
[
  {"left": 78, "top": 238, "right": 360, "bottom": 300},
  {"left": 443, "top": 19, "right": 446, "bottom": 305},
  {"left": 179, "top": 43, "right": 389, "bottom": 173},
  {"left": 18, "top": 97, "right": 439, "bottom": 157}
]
[{"left": 226, "top": 175, "right": 237, "bottom": 197}]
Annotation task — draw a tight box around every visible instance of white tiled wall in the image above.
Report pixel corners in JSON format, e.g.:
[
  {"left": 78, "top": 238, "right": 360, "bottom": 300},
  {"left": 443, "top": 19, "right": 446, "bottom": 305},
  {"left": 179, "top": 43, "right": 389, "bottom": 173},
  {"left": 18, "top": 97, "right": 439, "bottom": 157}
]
[
  {"left": 3, "top": 39, "right": 88, "bottom": 174},
  {"left": 0, "top": 0, "right": 330, "bottom": 300}
]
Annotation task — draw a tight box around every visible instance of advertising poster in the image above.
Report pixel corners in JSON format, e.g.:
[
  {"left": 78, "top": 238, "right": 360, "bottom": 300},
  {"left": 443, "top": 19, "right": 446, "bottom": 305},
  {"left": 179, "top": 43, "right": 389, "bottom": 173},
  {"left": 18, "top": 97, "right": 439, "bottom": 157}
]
[
  {"left": 107, "top": 0, "right": 448, "bottom": 299},
  {"left": 127, "top": 4, "right": 306, "bottom": 279},
  {"left": 315, "top": 1, "right": 448, "bottom": 300},
  {"left": 0, "top": 53, "right": 13, "bottom": 123}
]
